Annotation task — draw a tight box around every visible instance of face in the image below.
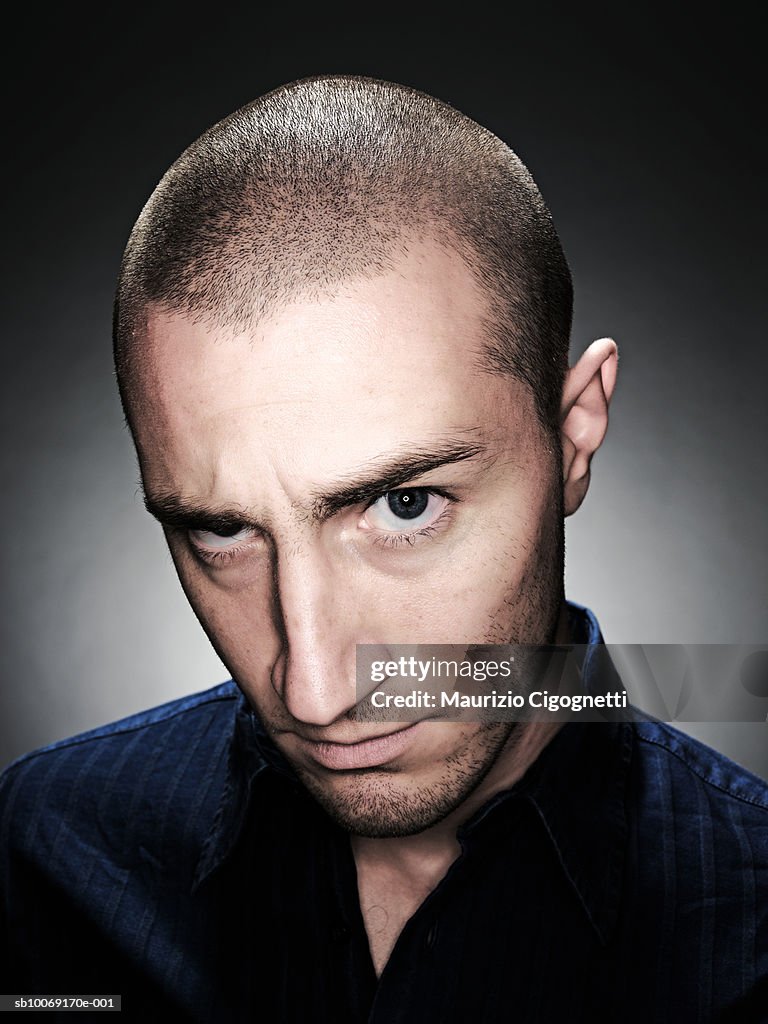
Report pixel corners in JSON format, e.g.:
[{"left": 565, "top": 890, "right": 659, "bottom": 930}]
[{"left": 130, "top": 239, "right": 565, "bottom": 837}]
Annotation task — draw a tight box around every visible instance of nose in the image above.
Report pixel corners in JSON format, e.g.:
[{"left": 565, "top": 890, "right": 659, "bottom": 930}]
[{"left": 271, "top": 543, "right": 360, "bottom": 726}]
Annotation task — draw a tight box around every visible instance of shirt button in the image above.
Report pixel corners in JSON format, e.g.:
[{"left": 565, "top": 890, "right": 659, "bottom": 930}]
[
  {"left": 426, "top": 921, "right": 439, "bottom": 948},
  {"left": 331, "top": 923, "right": 350, "bottom": 942}
]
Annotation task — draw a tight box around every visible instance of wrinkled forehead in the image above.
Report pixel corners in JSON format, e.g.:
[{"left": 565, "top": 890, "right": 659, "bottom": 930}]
[{"left": 127, "top": 244, "right": 541, "bottom": 496}]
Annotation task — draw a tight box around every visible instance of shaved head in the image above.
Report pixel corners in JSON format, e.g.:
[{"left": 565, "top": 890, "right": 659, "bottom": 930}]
[
  {"left": 106, "top": 76, "right": 615, "bottom": 846},
  {"left": 113, "top": 74, "right": 572, "bottom": 431}
]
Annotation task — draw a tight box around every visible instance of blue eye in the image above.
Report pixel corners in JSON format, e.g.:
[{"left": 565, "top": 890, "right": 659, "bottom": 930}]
[
  {"left": 363, "top": 489, "right": 448, "bottom": 534},
  {"left": 385, "top": 489, "right": 430, "bottom": 520}
]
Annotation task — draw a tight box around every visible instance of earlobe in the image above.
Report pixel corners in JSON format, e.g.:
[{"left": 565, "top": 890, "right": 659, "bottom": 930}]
[{"left": 560, "top": 338, "right": 618, "bottom": 517}]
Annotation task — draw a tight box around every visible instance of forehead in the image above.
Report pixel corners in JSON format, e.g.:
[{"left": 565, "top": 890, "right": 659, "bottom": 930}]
[{"left": 131, "top": 242, "right": 537, "bottom": 500}]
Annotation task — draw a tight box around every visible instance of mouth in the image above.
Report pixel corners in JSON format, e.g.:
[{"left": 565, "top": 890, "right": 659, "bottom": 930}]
[{"left": 294, "top": 721, "right": 425, "bottom": 771}]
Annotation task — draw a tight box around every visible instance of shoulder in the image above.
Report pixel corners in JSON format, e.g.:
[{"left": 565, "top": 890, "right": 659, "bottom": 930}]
[
  {"left": 624, "top": 721, "right": 768, "bottom": 981},
  {"left": 631, "top": 718, "right": 768, "bottom": 816},
  {"left": 0, "top": 681, "right": 241, "bottom": 863},
  {"left": 1, "top": 679, "right": 240, "bottom": 790},
  {"left": 627, "top": 719, "right": 768, "bottom": 892}
]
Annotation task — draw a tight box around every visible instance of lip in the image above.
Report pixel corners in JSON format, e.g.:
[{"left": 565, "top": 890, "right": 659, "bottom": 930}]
[{"left": 296, "top": 721, "right": 425, "bottom": 771}]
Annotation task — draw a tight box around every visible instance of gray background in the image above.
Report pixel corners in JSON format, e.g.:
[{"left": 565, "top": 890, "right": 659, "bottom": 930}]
[{"left": 1, "top": 8, "right": 765, "bottom": 775}]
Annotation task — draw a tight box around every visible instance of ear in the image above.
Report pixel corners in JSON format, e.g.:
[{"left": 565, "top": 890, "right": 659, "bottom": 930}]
[{"left": 560, "top": 337, "right": 618, "bottom": 516}]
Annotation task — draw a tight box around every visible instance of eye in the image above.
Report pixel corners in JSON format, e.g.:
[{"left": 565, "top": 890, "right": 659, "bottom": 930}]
[
  {"left": 362, "top": 488, "right": 448, "bottom": 533},
  {"left": 188, "top": 526, "right": 258, "bottom": 551}
]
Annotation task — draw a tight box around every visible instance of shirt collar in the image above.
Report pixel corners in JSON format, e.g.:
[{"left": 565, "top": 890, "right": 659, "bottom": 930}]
[
  {"left": 192, "top": 602, "right": 633, "bottom": 943},
  {"left": 467, "top": 705, "right": 633, "bottom": 946},
  {"left": 192, "top": 691, "right": 299, "bottom": 892}
]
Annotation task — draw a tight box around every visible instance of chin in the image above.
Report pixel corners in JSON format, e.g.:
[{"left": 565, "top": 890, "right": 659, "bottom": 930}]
[
  {"left": 310, "top": 778, "right": 460, "bottom": 838},
  {"left": 294, "top": 749, "right": 500, "bottom": 838}
]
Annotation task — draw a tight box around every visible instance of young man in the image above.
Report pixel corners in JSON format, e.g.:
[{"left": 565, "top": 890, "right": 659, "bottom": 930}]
[{"left": 1, "top": 76, "right": 765, "bottom": 1022}]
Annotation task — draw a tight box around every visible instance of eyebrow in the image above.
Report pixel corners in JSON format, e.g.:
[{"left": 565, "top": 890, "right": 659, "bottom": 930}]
[
  {"left": 142, "top": 438, "right": 488, "bottom": 531},
  {"left": 142, "top": 492, "right": 255, "bottom": 534},
  {"left": 307, "top": 440, "right": 487, "bottom": 520}
]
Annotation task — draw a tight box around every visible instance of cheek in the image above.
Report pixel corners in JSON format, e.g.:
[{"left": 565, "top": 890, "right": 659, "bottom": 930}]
[
  {"left": 477, "top": 522, "right": 561, "bottom": 641},
  {"left": 167, "top": 543, "right": 281, "bottom": 681},
  {"left": 417, "top": 513, "right": 559, "bottom": 643}
]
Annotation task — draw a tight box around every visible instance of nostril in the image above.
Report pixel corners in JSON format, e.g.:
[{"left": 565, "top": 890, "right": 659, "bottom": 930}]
[{"left": 269, "top": 651, "right": 289, "bottom": 699}]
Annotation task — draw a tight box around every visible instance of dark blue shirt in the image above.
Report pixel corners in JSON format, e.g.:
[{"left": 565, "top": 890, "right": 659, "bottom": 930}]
[{"left": 1, "top": 604, "right": 766, "bottom": 1022}]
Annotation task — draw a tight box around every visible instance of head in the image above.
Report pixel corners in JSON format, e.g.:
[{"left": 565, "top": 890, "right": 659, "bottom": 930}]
[{"left": 114, "top": 76, "right": 617, "bottom": 837}]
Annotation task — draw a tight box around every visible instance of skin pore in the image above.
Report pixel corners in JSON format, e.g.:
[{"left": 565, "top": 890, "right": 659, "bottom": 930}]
[{"left": 128, "top": 237, "right": 617, "bottom": 976}]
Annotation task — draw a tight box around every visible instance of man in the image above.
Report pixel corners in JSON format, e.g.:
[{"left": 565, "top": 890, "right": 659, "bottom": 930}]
[{"left": 1, "top": 76, "right": 766, "bottom": 1022}]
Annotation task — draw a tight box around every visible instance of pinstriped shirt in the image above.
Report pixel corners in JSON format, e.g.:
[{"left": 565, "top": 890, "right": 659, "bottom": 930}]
[{"left": 1, "top": 605, "right": 767, "bottom": 1022}]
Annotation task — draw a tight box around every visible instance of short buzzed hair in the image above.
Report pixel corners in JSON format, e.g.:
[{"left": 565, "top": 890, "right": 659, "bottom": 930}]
[{"left": 114, "top": 75, "right": 572, "bottom": 432}]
